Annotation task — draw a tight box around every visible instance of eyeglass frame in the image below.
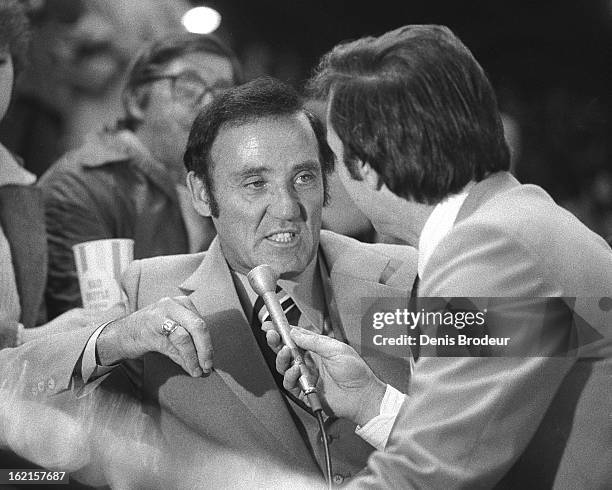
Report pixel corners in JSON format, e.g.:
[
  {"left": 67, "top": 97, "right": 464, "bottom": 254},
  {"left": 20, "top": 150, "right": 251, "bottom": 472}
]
[{"left": 139, "top": 72, "right": 232, "bottom": 107}]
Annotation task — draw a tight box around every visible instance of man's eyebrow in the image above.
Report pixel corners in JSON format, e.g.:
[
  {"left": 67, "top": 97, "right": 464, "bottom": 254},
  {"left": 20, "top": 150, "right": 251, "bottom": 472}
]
[
  {"left": 293, "top": 161, "right": 322, "bottom": 173},
  {"left": 233, "top": 166, "right": 271, "bottom": 179},
  {"left": 231, "top": 161, "right": 321, "bottom": 180}
]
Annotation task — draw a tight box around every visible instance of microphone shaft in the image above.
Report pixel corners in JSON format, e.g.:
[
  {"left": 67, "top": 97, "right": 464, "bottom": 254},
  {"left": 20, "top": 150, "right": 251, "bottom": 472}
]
[{"left": 261, "top": 291, "right": 323, "bottom": 413}]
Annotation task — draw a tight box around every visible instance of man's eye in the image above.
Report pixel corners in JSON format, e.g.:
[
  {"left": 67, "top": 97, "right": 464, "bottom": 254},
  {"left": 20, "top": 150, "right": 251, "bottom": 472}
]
[
  {"left": 295, "top": 172, "right": 316, "bottom": 186},
  {"left": 244, "top": 179, "right": 266, "bottom": 190}
]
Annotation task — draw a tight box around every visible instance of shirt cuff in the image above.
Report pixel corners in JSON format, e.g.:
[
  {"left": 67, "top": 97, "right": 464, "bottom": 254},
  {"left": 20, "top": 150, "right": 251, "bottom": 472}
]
[
  {"left": 354, "top": 384, "right": 407, "bottom": 451},
  {"left": 81, "top": 321, "right": 118, "bottom": 383}
]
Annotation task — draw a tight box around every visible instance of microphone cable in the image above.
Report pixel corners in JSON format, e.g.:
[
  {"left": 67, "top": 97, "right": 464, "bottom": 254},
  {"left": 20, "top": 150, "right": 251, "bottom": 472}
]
[{"left": 315, "top": 409, "right": 333, "bottom": 489}]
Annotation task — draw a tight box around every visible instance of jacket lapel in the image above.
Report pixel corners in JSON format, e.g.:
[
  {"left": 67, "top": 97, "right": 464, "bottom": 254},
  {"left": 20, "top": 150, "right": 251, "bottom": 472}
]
[
  {"left": 320, "top": 232, "right": 414, "bottom": 393},
  {"left": 178, "top": 239, "right": 311, "bottom": 461},
  {"left": 0, "top": 185, "right": 47, "bottom": 327}
]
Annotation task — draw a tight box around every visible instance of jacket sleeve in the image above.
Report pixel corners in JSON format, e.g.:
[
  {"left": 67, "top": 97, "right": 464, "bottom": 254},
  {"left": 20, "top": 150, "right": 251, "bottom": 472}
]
[
  {"left": 40, "top": 165, "right": 116, "bottom": 318},
  {"left": 353, "top": 223, "right": 576, "bottom": 489}
]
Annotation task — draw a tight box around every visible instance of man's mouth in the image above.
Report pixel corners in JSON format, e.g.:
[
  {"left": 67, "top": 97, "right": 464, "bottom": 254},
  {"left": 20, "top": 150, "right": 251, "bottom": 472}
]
[{"left": 266, "top": 231, "right": 298, "bottom": 243}]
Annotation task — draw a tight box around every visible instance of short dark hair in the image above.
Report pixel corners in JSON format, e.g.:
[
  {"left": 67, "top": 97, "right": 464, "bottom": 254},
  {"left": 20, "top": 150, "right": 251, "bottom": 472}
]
[
  {"left": 184, "top": 77, "right": 335, "bottom": 217},
  {"left": 0, "top": 0, "right": 30, "bottom": 77},
  {"left": 310, "top": 24, "right": 510, "bottom": 205},
  {"left": 119, "top": 32, "right": 243, "bottom": 131}
]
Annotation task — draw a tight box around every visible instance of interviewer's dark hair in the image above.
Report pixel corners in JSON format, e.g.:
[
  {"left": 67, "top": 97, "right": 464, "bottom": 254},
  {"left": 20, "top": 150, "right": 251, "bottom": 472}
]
[
  {"left": 119, "top": 32, "right": 242, "bottom": 131},
  {"left": 184, "top": 77, "right": 334, "bottom": 217},
  {"left": 0, "top": 0, "right": 30, "bottom": 78},
  {"left": 309, "top": 24, "right": 510, "bottom": 205}
]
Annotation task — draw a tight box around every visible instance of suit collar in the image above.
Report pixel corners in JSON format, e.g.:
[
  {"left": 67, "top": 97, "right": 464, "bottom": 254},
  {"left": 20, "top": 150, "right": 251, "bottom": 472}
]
[
  {"left": 319, "top": 232, "right": 414, "bottom": 392},
  {"left": 178, "top": 237, "right": 312, "bottom": 462},
  {"left": 178, "top": 233, "right": 414, "bottom": 438}
]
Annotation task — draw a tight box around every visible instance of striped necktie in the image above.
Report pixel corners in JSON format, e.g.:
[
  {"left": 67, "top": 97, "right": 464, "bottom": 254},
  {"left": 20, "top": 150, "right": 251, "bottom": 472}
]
[{"left": 250, "top": 288, "right": 313, "bottom": 415}]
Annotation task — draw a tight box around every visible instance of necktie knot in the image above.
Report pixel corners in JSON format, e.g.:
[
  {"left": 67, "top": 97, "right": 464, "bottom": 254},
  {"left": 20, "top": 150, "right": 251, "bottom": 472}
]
[{"left": 252, "top": 287, "right": 301, "bottom": 327}]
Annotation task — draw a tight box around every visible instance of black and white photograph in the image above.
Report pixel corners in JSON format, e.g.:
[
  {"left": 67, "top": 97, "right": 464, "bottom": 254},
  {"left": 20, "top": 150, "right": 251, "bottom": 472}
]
[{"left": 0, "top": 1, "right": 610, "bottom": 488}]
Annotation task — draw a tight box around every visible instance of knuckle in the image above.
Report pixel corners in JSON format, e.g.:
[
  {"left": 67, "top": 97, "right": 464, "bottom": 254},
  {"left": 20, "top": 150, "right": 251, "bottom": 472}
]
[{"left": 173, "top": 329, "right": 192, "bottom": 344}]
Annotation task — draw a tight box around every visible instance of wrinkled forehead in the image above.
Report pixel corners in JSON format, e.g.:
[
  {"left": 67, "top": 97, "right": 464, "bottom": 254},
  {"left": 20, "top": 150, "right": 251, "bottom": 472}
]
[{"left": 210, "top": 114, "right": 321, "bottom": 178}]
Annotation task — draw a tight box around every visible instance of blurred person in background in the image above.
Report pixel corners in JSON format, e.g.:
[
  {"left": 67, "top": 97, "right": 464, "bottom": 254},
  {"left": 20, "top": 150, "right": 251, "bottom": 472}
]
[
  {"left": 0, "top": 0, "right": 99, "bottom": 351},
  {"left": 0, "top": 0, "right": 191, "bottom": 177},
  {"left": 40, "top": 33, "right": 242, "bottom": 319},
  {"left": 0, "top": 0, "right": 103, "bottom": 480}
]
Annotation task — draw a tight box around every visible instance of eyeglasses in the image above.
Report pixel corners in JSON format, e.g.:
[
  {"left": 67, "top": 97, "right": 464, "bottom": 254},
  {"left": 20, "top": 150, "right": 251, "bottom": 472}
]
[{"left": 143, "top": 73, "right": 232, "bottom": 107}]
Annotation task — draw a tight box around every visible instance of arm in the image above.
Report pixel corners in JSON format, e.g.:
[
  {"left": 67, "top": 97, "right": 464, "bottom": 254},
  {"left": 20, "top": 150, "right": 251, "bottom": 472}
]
[
  {"left": 40, "top": 167, "right": 115, "bottom": 317},
  {"left": 353, "top": 224, "right": 576, "bottom": 489}
]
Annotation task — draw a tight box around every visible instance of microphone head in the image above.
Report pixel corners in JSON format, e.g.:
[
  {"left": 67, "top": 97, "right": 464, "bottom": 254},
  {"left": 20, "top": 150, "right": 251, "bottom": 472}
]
[{"left": 247, "top": 264, "right": 279, "bottom": 296}]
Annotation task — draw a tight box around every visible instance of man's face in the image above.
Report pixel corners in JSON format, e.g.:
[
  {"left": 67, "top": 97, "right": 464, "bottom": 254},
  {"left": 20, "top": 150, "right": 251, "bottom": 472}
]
[
  {"left": 201, "top": 114, "right": 324, "bottom": 278},
  {"left": 325, "top": 114, "right": 371, "bottom": 217},
  {"left": 138, "top": 52, "right": 234, "bottom": 176},
  {"left": 0, "top": 48, "right": 14, "bottom": 121}
]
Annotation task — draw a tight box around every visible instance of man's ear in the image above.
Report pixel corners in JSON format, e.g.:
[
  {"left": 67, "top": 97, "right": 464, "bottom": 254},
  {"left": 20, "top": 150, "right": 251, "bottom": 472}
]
[
  {"left": 357, "top": 160, "right": 382, "bottom": 190},
  {"left": 187, "top": 171, "right": 212, "bottom": 217}
]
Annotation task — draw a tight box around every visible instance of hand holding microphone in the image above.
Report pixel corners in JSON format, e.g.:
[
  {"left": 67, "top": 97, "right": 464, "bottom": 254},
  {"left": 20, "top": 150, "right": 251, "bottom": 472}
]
[
  {"left": 247, "top": 264, "right": 323, "bottom": 413},
  {"left": 248, "top": 264, "right": 387, "bottom": 426}
]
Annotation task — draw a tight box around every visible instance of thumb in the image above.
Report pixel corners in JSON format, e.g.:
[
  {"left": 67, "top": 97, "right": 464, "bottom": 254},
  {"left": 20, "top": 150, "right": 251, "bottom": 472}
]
[{"left": 290, "top": 327, "right": 344, "bottom": 358}]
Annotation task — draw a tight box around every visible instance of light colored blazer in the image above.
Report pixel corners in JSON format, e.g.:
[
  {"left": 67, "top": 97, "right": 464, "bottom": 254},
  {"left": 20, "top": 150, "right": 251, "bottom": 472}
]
[
  {"left": 358, "top": 172, "right": 612, "bottom": 489},
  {"left": 2, "top": 230, "right": 417, "bottom": 481}
]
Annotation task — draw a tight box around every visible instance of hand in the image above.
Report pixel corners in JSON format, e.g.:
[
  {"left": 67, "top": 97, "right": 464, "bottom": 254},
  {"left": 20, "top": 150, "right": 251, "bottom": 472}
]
[
  {"left": 96, "top": 296, "right": 212, "bottom": 377},
  {"left": 266, "top": 325, "right": 386, "bottom": 426}
]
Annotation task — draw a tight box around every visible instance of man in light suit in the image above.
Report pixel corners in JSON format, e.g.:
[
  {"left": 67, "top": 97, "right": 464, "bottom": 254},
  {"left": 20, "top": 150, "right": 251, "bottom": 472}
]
[
  {"left": 272, "top": 25, "right": 612, "bottom": 488},
  {"left": 1, "top": 78, "right": 417, "bottom": 485}
]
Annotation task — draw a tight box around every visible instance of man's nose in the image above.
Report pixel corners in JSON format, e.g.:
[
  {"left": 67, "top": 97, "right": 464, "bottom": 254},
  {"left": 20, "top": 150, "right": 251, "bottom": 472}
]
[{"left": 268, "top": 186, "right": 301, "bottom": 220}]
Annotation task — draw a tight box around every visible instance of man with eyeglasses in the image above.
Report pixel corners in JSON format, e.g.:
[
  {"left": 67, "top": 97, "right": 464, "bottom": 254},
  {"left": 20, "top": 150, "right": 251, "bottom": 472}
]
[{"left": 39, "top": 33, "right": 241, "bottom": 318}]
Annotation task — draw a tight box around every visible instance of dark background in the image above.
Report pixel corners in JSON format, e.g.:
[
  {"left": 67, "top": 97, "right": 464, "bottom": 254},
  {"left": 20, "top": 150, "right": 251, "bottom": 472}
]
[
  {"left": 208, "top": 0, "right": 610, "bottom": 234},
  {"left": 3, "top": 0, "right": 611, "bottom": 237}
]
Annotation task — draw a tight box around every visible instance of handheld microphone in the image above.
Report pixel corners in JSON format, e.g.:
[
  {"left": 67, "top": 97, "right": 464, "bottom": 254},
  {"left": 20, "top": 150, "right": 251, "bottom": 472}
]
[{"left": 247, "top": 264, "right": 323, "bottom": 413}]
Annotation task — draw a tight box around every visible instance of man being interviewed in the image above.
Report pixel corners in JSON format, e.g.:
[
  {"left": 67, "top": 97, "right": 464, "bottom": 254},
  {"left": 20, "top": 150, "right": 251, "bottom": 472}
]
[{"left": 2, "top": 78, "right": 418, "bottom": 484}]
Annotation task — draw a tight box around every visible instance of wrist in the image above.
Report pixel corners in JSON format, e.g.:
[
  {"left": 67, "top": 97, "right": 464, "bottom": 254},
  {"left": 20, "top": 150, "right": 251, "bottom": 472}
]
[
  {"left": 353, "top": 377, "right": 387, "bottom": 427},
  {"left": 95, "top": 320, "right": 126, "bottom": 365}
]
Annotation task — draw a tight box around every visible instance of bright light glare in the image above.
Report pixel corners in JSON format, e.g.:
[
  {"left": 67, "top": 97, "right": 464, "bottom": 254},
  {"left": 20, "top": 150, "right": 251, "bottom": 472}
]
[{"left": 182, "top": 7, "right": 221, "bottom": 34}]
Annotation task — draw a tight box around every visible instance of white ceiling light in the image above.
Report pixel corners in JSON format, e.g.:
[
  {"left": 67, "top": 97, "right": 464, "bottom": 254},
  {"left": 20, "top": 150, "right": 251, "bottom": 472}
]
[{"left": 182, "top": 6, "right": 222, "bottom": 34}]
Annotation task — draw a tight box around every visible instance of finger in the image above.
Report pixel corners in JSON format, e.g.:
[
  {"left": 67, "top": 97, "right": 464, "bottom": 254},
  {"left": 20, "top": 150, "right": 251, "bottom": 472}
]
[
  {"left": 168, "top": 297, "right": 213, "bottom": 373},
  {"left": 166, "top": 325, "right": 202, "bottom": 377},
  {"left": 276, "top": 345, "right": 293, "bottom": 374},
  {"left": 164, "top": 344, "right": 189, "bottom": 373},
  {"left": 283, "top": 364, "right": 301, "bottom": 391},
  {"left": 289, "top": 327, "right": 349, "bottom": 359},
  {"left": 260, "top": 320, "right": 275, "bottom": 333},
  {"left": 265, "top": 329, "right": 282, "bottom": 354}
]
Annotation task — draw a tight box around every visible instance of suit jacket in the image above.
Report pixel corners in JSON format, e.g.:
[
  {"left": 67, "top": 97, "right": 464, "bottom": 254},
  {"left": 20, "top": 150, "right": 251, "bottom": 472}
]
[
  {"left": 0, "top": 184, "right": 47, "bottom": 329},
  {"left": 357, "top": 172, "right": 612, "bottom": 489},
  {"left": 3, "top": 230, "right": 417, "bottom": 483}
]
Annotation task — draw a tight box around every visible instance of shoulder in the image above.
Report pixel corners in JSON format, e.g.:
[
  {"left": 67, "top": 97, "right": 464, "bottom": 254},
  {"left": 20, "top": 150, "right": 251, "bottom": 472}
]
[
  {"left": 39, "top": 131, "right": 132, "bottom": 189},
  {"left": 425, "top": 183, "right": 610, "bottom": 296},
  {"left": 121, "top": 252, "right": 206, "bottom": 307},
  {"left": 320, "top": 230, "right": 418, "bottom": 288},
  {"left": 320, "top": 230, "right": 416, "bottom": 263}
]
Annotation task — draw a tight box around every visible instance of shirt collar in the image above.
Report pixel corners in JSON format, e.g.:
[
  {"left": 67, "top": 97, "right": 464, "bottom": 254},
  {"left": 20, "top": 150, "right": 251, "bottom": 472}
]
[
  {"left": 231, "top": 252, "right": 325, "bottom": 330},
  {"left": 0, "top": 143, "right": 36, "bottom": 187},
  {"left": 418, "top": 183, "right": 473, "bottom": 278}
]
